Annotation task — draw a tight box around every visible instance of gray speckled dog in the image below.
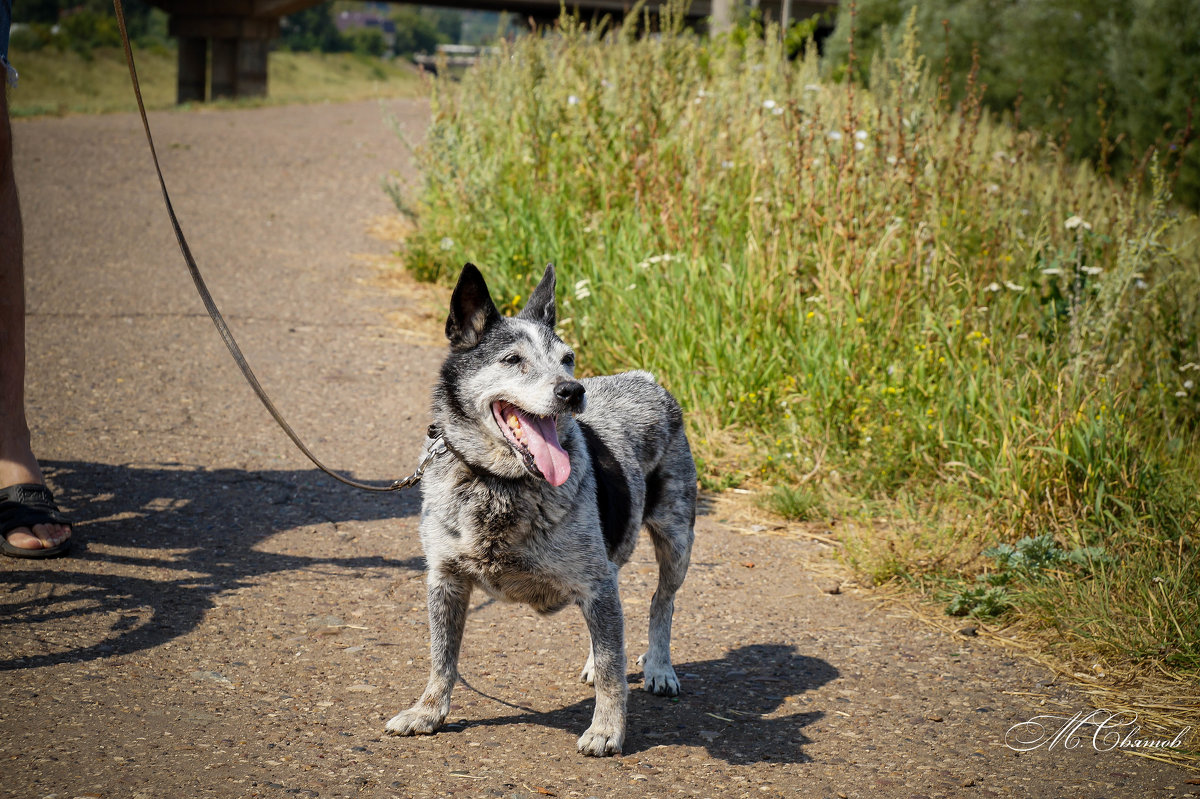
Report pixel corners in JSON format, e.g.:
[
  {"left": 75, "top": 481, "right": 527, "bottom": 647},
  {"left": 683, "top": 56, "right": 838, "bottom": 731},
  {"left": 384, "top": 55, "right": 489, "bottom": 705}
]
[{"left": 385, "top": 263, "right": 696, "bottom": 756}]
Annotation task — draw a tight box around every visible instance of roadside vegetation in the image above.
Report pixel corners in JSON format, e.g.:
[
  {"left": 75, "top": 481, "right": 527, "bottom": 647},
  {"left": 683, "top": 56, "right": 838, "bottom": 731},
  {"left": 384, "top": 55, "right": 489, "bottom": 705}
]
[
  {"left": 396, "top": 6, "right": 1200, "bottom": 735},
  {"left": 4, "top": 46, "right": 423, "bottom": 117}
]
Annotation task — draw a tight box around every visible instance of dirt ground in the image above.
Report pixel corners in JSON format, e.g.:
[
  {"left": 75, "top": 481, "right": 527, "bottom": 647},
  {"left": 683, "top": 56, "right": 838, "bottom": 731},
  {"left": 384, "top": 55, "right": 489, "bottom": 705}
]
[{"left": 2, "top": 100, "right": 1196, "bottom": 799}]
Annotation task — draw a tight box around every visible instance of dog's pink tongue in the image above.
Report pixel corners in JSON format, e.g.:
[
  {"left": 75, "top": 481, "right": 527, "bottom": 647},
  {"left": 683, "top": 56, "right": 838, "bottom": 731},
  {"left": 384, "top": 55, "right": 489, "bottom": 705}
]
[{"left": 519, "top": 411, "right": 571, "bottom": 486}]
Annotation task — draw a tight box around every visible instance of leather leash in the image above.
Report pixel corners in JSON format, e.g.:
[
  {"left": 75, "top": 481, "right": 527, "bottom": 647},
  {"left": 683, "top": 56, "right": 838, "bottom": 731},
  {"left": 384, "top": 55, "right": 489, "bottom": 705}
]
[{"left": 112, "top": 0, "right": 424, "bottom": 493}]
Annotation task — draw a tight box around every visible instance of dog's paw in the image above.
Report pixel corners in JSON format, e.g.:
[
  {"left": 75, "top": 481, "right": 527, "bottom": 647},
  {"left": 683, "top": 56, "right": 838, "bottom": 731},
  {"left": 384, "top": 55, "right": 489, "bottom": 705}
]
[
  {"left": 577, "top": 724, "right": 624, "bottom": 757},
  {"left": 639, "top": 655, "right": 680, "bottom": 697},
  {"left": 384, "top": 706, "right": 445, "bottom": 737}
]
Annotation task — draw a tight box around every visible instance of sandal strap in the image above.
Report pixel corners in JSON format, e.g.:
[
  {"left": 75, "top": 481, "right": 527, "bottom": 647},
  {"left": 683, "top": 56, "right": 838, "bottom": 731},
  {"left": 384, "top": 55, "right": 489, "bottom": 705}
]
[{"left": 0, "top": 483, "right": 72, "bottom": 534}]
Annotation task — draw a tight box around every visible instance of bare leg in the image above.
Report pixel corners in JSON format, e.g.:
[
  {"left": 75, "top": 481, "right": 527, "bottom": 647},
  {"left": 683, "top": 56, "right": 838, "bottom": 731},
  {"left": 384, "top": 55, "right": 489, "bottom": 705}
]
[{"left": 0, "top": 77, "right": 71, "bottom": 552}]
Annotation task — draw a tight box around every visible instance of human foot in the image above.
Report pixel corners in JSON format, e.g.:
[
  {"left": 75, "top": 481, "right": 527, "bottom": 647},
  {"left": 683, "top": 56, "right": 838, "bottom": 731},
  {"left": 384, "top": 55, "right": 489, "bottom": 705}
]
[
  {"left": 0, "top": 444, "right": 72, "bottom": 556},
  {"left": 0, "top": 483, "right": 72, "bottom": 557}
]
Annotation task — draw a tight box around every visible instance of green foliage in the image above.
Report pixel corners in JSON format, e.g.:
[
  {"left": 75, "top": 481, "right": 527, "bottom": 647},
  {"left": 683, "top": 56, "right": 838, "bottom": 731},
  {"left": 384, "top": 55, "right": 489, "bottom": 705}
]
[
  {"left": 11, "top": 0, "right": 163, "bottom": 50},
  {"left": 982, "top": 534, "right": 1113, "bottom": 580},
  {"left": 825, "top": 0, "right": 1200, "bottom": 207},
  {"left": 390, "top": 6, "right": 459, "bottom": 57},
  {"left": 280, "top": 5, "right": 347, "bottom": 53},
  {"left": 344, "top": 28, "right": 387, "bottom": 58},
  {"left": 762, "top": 484, "right": 826, "bottom": 522},
  {"left": 946, "top": 585, "right": 1012, "bottom": 618},
  {"left": 397, "top": 12, "right": 1200, "bottom": 675}
]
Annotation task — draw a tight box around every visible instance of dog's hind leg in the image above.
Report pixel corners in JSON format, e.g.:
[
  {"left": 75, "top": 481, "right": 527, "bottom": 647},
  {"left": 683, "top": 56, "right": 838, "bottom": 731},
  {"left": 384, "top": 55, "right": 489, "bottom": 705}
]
[
  {"left": 639, "top": 458, "right": 696, "bottom": 697},
  {"left": 385, "top": 569, "right": 472, "bottom": 736}
]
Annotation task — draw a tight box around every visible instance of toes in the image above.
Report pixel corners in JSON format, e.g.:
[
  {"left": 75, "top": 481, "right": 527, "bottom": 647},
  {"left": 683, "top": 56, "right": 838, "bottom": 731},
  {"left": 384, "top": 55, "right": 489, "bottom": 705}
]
[
  {"left": 5, "top": 523, "right": 71, "bottom": 551},
  {"left": 577, "top": 726, "right": 623, "bottom": 757},
  {"left": 34, "top": 522, "right": 71, "bottom": 547},
  {"left": 385, "top": 707, "right": 444, "bottom": 736},
  {"left": 641, "top": 658, "right": 680, "bottom": 696},
  {"left": 644, "top": 672, "right": 681, "bottom": 696}
]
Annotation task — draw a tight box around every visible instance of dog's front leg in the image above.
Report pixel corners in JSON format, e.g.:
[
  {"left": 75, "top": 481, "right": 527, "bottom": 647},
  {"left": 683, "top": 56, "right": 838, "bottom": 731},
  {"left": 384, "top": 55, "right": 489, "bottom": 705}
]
[
  {"left": 385, "top": 568, "right": 471, "bottom": 736},
  {"left": 576, "top": 574, "right": 628, "bottom": 757}
]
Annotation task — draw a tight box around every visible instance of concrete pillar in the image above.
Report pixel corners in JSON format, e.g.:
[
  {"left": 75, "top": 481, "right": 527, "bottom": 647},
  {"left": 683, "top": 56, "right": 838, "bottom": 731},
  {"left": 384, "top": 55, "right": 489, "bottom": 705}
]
[
  {"left": 237, "top": 38, "right": 269, "bottom": 98},
  {"left": 168, "top": 14, "right": 280, "bottom": 103},
  {"left": 176, "top": 36, "right": 207, "bottom": 104},
  {"left": 211, "top": 38, "right": 238, "bottom": 100},
  {"left": 711, "top": 0, "right": 733, "bottom": 33}
]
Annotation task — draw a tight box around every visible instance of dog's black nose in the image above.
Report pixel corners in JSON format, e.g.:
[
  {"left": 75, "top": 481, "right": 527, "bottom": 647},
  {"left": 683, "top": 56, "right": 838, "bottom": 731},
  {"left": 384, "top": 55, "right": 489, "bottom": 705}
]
[{"left": 555, "top": 380, "right": 585, "bottom": 405}]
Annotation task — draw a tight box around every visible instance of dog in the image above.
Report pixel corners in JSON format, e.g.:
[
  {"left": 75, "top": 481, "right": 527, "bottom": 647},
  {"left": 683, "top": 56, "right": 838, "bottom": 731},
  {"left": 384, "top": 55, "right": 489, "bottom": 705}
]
[{"left": 384, "top": 263, "right": 696, "bottom": 756}]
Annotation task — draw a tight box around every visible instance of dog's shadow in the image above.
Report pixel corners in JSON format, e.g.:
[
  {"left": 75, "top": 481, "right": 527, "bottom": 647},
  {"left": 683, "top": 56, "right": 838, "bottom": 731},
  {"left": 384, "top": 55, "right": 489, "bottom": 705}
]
[{"left": 453, "top": 642, "right": 836, "bottom": 764}]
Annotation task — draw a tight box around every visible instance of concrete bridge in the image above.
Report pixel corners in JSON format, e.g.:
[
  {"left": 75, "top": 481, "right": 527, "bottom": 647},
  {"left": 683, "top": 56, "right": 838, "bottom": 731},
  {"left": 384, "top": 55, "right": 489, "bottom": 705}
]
[{"left": 149, "top": 0, "right": 837, "bottom": 103}]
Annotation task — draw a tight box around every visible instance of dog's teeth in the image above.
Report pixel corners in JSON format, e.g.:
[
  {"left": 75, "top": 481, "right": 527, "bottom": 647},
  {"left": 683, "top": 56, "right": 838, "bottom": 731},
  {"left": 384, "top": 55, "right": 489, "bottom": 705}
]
[{"left": 508, "top": 414, "right": 520, "bottom": 430}]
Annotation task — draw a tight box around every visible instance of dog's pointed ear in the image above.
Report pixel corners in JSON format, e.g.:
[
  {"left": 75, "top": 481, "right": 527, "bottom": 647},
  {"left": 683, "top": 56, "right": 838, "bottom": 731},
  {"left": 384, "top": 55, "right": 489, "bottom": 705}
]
[
  {"left": 517, "top": 264, "right": 556, "bottom": 329},
  {"left": 446, "top": 263, "right": 501, "bottom": 350}
]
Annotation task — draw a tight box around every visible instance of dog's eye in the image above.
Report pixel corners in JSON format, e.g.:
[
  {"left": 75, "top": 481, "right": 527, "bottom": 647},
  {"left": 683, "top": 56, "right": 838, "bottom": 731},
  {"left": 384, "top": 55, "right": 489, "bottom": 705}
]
[
  {"left": 561, "top": 353, "right": 575, "bottom": 368},
  {"left": 503, "top": 353, "right": 523, "bottom": 366}
]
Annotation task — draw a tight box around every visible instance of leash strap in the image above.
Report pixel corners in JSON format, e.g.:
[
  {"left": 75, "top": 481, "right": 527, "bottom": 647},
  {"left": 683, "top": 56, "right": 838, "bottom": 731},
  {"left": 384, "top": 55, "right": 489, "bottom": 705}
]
[{"left": 113, "top": 0, "right": 415, "bottom": 493}]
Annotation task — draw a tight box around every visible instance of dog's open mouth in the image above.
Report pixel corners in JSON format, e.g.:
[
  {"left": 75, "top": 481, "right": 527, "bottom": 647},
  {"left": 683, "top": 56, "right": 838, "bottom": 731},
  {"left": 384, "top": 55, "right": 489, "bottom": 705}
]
[{"left": 492, "top": 400, "right": 571, "bottom": 486}]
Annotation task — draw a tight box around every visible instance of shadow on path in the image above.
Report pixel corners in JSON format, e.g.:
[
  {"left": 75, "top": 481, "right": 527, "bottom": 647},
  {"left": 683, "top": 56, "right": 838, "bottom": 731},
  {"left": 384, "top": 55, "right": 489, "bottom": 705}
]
[
  {"left": 0, "top": 460, "right": 424, "bottom": 670},
  {"left": 453, "top": 643, "right": 837, "bottom": 764}
]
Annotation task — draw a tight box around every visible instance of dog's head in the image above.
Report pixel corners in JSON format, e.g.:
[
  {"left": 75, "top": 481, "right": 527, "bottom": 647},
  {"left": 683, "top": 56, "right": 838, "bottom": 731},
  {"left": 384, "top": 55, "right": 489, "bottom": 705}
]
[{"left": 435, "top": 263, "right": 585, "bottom": 486}]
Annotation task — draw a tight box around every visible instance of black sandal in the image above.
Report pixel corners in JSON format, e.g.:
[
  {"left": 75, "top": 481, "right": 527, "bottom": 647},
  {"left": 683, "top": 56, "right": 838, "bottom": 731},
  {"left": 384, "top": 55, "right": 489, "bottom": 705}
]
[{"left": 0, "top": 483, "right": 74, "bottom": 559}]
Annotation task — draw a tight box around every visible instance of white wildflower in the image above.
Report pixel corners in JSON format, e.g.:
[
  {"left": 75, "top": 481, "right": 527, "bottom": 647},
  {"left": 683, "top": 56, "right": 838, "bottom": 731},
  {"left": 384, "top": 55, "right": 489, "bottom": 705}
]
[
  {"left": 985, "top": 183, "right": 1000, "bottom": 194},
  {"left": 827, "top": 130, "right": 843, "bottom": 141},
  {"left": 439, "top": 237, "right": 454, "bottom": 251},
  {"left": 1081, "top": 265, "right": 1103, "bottom": 275},
  {"left": 1005, "top": 281, "right": 1025, "bottom": 292},
  {"left": 985, "top": 282, "right": 1002, "bottom": 293},
  {"left": 804, "top": 83, "right": 821, "bottom": 92},
  {"left": 1041, "top": 268, "right": 1062, "bottom": 275},
  {"left": 1064, "top": 215, "right": 1092, "bottom": 231},
  {"left": 854, "top": 141, "right": 865, "bottom": 151},
  {"left": 855, "top": 129, "right": 868, "bottom": 141},
  {"left": 1186, "top": 380, "right": 1195, "bottom": 390},
  {"left": 574, "top": 279, "right": 591, "bottom": 300},
  {"left": 772, "top": 106, "right": 784, "bottom": 116},
  {"left": 567, "top": 94, "right": 579, "bottom": 106},
  {"left": 886, "top": 155, "right": 898, "bottom": 165},
  {"left": 1176, "top": 391, "right": 1188, "bottom": 397},
  {"left": 721, "top": 160, "right": 734, "bottom": 169},
  {"left": 763, "top": 99, "right": 777, "bottom": 110}
]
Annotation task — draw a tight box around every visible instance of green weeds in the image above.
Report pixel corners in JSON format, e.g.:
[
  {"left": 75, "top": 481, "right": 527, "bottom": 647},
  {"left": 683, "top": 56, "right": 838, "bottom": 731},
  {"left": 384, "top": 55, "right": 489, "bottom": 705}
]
[{"left": 397, "top": 11, "right": 1200, "bottom": 680}]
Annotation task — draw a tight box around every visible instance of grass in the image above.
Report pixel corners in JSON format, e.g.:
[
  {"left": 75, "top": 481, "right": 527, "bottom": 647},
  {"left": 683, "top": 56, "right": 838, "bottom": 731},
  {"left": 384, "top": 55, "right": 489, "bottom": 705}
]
[
  {"left": 5, "top": 45, "right": 425, "bottom": 118},
  {"left": 395, "top": 7, "right": 1200, "bottom": 750}
]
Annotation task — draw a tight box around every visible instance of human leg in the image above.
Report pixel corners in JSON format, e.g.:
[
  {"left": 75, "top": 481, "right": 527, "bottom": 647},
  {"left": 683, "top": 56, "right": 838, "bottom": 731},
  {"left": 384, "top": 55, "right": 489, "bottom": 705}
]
[{"left": 0, "top": 43, "right": 72, "bottom": 556}]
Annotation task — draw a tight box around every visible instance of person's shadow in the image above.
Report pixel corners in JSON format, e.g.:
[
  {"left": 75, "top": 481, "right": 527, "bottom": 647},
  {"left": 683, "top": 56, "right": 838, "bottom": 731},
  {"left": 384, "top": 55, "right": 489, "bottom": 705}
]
[
  {"left": 453, "top": 642, "right": 837, "bottom": 764},
  {"left": 0, "top": 459, "right": 425, "bottom": 671}
]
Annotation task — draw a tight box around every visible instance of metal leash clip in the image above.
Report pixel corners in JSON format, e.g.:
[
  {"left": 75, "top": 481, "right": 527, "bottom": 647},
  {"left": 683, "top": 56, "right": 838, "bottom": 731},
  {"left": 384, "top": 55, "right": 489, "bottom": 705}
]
[{"left": 389, "top": 425, "right": 447, "bottom": 490}]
